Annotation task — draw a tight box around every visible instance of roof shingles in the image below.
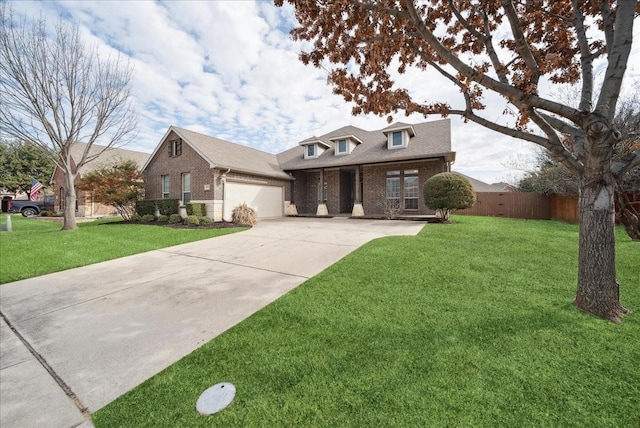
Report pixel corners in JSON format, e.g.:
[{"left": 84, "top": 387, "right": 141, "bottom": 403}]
[{"left": 277, "top": 118, "right": 453, "bottom": 170}]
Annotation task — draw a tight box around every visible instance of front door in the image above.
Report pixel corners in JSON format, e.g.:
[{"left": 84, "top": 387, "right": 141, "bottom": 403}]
[{"left": 340, "top": 170, "right": 354, "bottom": 213}]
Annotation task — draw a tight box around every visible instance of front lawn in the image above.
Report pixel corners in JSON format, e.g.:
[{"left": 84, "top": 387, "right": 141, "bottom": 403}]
[
  {"left": 93, "top": 216, "right": 639, "bottom": 427},
  {"left": 0, "top": 215, "right": 246, "bottom": 284}
]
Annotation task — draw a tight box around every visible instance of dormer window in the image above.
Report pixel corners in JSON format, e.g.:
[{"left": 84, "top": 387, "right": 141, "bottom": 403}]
[
  {"left": 329, "top": 134, "right": 362, "bottom": 156},
  {"left": 302, "top": 139, "right": 330, "bottom": 159},
  {"left": 383, "top": 124, "right": 415, "bottom": 150},
  {"left": 387, "top": 130, "right": 408, "bottom": 149}
]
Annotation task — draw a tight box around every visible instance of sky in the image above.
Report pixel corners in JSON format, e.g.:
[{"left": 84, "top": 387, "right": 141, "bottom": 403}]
[{"left": 7, "top": 1, "right": 640, "bottom": 184}]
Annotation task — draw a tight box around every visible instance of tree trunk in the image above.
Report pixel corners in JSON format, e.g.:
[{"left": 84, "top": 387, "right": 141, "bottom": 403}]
[
  {"left": 62, "top": 167, "right": 78, "bottom": 231},
  {"left": 574, "top": 141, "right": 628, "bottom": 322}
]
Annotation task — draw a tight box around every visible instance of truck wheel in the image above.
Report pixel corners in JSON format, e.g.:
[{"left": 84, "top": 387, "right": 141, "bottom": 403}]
[{"left": 22, "top": 208, "right": 37, "bottom": 217}]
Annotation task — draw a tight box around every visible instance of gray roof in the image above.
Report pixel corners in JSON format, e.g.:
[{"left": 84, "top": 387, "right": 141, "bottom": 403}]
[
  {"left": 70, "top": 143, "right": 150, "bottom": 175},
  {"left": 277, "top": 119, "right": 454, "bottom": 170},
  {"left": 453, "top": 172, "right": 508, "bottom": 192},
  {"left": 168, "top": 127, "right": 292, "bottom": 180}
]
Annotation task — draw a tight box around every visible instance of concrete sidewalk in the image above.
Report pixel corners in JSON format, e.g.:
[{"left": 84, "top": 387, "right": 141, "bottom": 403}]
[{"left": 0, "top": 217, "right": 424, "bottom": 427}]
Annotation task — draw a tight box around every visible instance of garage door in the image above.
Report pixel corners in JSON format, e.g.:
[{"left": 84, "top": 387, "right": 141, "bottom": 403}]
[{"left": 224, "top": 182, "right": 284, "bottom": 220}]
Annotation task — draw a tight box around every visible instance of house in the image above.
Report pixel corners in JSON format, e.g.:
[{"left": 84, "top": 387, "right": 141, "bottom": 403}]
[
  {"left": 52, "top": 143, "right": 150, "bottom": 217},
  {"left": 143, "top": 119, "right": 455, "bottom": 220},
  {"left": 142, "top": 127, "right": 293, "bottom": 221}
]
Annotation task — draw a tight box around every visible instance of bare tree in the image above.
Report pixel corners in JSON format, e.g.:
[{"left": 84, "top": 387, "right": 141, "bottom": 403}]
[
  {"left": 276, "top": 1, "right": 640, "bottom": 322},
  {"left": 0, "top": 6, "right": 137, "bottom": 230}
]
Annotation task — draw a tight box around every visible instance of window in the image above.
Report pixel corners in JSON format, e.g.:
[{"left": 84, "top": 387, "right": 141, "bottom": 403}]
[
  {"left": 404, "top": 175, "right": 419, "bottom": 210},
  {"left": 392, "top": 131, "right": 403, "bottom": 146},
  {"left": 181, "top": 173, "right": 191, "bottom": 203},
  {"left": 386, "top": 170, "right": 401, "bottom": 212},
  {"left": 386, "top": 169, "right": 419, "bottom": 212},
  {"left": 387, "top": 130, "right": 410, "bottom": 149},
  {"left": 161, "top": 175, "right": 170, "bottom": 199},
  {"left": 168, "top": 139, "right": 182, "bottom": 157},
  {"left": 307, "top": 144, "right": 315, "bottom": 157},
  {"left": 337, "top": 139, "right": 347, "bottom": 154}
]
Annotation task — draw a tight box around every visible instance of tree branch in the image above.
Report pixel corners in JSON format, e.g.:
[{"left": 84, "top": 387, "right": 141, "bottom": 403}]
[
  {"left": 501, "top": 0, "right": 541, "bottom": 86},
  {"left": 595, "top": 0, "right": 636, "bottom": 119},
  {"left": 401, "top": 0, "right": 581, "bottom": 121},
  {"left": 571, "top": 0, "right": 594, "bottom": 112}
]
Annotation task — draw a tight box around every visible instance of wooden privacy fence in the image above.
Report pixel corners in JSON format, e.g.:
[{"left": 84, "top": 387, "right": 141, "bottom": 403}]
[
  {"left": 457, "top": 192, "right": 550, "bottom": 220},
  {"left": 457, "top": 192, "right": 639, "bottom": 223},
  {"left": 550, "top": 195, "right": 579, "bottom": 223}
]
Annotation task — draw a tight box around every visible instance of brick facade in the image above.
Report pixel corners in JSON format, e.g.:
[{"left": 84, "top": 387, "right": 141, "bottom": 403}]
[
  {"left": 290, "top": 159, "right": 446, "bottom": 216},
  {"left": 143, "top": 130, "right": 213, "bottom": 202},
  {"left": 144, "top": 130, "right": 291, "bottom": 220},
  {"left": 362, "top": 160, "right": 444, "bottom": 215}
]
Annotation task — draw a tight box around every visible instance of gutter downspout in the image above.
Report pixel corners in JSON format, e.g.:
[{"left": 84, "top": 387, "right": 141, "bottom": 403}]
[{"left": 221, "top": 169, "right": 231, "bottom": 222}]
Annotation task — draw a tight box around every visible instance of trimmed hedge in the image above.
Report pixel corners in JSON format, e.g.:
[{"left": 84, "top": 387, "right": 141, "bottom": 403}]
[
  {"left": 136, "top": 199, "right": 180, "bottom": 216},
  {"left": 186, "top": 202, "right": 206, "bottom": 217}
]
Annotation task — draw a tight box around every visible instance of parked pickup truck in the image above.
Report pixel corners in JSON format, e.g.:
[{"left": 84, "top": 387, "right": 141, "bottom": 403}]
[{"left": 6, "top": 200, "right": 46, "bottom": 217}]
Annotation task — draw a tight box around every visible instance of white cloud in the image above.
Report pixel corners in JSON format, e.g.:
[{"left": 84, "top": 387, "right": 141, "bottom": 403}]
[{"left": 7, "top": 1, "right": 639, "bottom": 184}]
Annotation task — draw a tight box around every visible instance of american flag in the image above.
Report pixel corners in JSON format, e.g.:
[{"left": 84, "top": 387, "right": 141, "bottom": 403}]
[{"left": 29, "top": 178, "right": 43, "bottom": 201}]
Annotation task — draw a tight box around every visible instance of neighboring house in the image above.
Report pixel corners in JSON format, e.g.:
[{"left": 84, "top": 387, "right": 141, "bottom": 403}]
[
  {"left": 142, "top": 127, "right": 293, "bottom": 221},
  {"left": 144, "top": 119, "right": 455, "bottom": 220},
  {"left": 51, "top": 143, "right": 150, "bottom": 217},
  {"left": 453, "top": 172, "right": 516, "bottom": 193}
]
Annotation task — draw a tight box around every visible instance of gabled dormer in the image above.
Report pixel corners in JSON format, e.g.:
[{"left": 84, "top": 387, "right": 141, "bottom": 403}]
[
  {"left": 329, "top": 134, "right": 363, "bottom": 156},
  {"left": 382, "top": 123, "right": 416, "bottom": 150},
  {"left": 300, "top": 137, "right": 331, "bottom": 160}
]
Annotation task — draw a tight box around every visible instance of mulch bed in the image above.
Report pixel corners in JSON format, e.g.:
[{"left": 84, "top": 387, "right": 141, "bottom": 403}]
[{"left": 104, "top": 220, "right": 249, "bottom": 229}]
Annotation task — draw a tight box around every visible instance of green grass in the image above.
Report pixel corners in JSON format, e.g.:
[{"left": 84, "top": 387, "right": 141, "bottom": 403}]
[
  {"left": 93, "top": 216, "right": 639, "bottom": 427},
  {"left": 0, "top": 215, "right": 246, "bottom": 284}
]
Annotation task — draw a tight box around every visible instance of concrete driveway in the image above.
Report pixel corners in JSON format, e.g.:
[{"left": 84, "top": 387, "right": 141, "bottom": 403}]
[{"left": 0, "top": 217, "right": 424, "bottom": 427}]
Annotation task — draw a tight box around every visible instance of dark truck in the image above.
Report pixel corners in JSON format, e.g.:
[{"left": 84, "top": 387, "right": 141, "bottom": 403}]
[{"left": 2, "top": 196, "right": 54, "bottom": 217}]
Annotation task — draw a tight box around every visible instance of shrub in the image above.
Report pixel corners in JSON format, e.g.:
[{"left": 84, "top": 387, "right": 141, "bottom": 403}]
[
  {"left": 168, "top": 214, "right": 182, "bottom": 224},
  {"left": 157, "top": 215, "right": 168, "bottom": 223},
  {"left": 423, "top": 172, "right": 476, "bottom": 222},
  {"left": 156, "top": 199, "right": 180, "bottom": 216},
  {"left": 186, "top": 203, "right": 206, "bottom": 217},
  {"left": 135, "top": 199, "right": 180, "bottom": 216},
  {"left": 199, "top": 216, "right": 212, "bottom": 226},
  {"left": 232, "top": 202, "right": 257, "bottom": 226},
  {"left": 135, "top": 200, "right": 156, "bottom": 216},
  {"left": 130, "top": 213, "right": 142, "bottom": 222},
  {"left": 141, "top": 214, "right": 155, "bottom": 222},
  {"left": 186, "top": 215, "right": 200, "bottom": 225},
  {"left": 39, "top": 210, "right": 57, "bottom": 217}
]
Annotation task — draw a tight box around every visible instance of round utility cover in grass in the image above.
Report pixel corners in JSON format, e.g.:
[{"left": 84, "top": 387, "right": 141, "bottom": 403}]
[{"left": 196, "top": 382, "right": 235, "bottom": 415}]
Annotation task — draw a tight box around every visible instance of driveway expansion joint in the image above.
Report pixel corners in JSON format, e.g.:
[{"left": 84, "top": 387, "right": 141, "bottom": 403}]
[
  {"left": 0, "top": 310, "right": 92, "bottom": 422},
  {"left": 156, "top": 250, "right": 310, "bottom": 279}
]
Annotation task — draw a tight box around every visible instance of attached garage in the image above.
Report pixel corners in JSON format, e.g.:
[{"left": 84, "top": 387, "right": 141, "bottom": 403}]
[{"left": 224, "top": 181, "right": 284, "bottom": 220}]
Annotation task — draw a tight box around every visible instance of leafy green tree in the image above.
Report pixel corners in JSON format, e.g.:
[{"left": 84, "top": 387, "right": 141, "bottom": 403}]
[
  {"left": 78, "top": 159, "right": 144, "bottom": 220},
  {"left": 423, "top": 173, "right": 476, "bottom": 222},
  {"left": 0, "top": 139, "right": 54, "bottom": 196}
]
